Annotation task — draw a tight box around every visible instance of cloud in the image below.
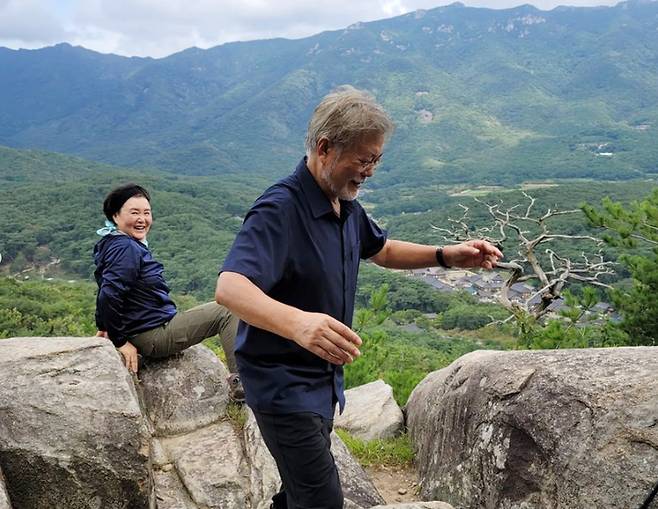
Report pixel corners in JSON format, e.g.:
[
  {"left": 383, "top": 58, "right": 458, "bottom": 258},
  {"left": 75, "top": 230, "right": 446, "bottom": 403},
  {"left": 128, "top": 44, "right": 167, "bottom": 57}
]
[
  {"left": 0, "top": 0, "right": 620, "bottom": 58},
  {"left": 0, "top": 0, "right": 71, "bottom": 45},
  {"left": 68, "top": 0, "right": 421, "bottom": 55}
]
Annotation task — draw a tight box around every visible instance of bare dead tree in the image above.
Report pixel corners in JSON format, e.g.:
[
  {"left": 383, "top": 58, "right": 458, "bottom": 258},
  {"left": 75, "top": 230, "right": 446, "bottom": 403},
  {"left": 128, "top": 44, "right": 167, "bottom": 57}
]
[{"left": 431, "top": 192, "right": 616, "bottom": 321}]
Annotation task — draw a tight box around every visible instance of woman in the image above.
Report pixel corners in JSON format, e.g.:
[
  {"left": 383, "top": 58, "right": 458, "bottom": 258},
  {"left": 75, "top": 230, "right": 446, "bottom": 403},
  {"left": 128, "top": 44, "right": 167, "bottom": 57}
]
[{"left": 94, "top": 183, "right": 243, "bottom": 401}]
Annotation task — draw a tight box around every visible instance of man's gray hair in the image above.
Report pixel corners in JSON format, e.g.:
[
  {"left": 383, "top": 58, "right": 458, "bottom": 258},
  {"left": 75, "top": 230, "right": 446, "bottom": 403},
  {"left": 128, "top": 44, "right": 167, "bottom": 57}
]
[{"left": 305, "top": 85, "right": 394, "bottom": 155}]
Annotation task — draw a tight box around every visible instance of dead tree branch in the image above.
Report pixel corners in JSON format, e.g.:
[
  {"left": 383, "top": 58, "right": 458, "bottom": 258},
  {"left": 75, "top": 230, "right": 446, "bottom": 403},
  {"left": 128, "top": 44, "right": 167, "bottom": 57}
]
[{"left": 431, "top": 193, "right": 616, "bottom": 320}]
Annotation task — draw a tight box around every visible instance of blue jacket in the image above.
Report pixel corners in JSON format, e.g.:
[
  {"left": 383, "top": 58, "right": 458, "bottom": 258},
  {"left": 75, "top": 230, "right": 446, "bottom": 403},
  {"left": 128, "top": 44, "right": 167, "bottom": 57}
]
[{"left": 94, "top": 234, "right": 177, "bottom": 347}]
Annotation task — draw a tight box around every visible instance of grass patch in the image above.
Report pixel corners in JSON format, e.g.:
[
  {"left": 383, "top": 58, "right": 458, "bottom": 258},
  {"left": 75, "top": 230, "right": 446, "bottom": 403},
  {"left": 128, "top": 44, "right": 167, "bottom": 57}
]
[
  {"left": 225, "top": 401, "right": 247, "bottom": 430},
  {"left": 335, "top": 429, "right": 414, "bottom": 468},
  {"left": 203, "top": 338, "right": 228, "bottom": 364}
]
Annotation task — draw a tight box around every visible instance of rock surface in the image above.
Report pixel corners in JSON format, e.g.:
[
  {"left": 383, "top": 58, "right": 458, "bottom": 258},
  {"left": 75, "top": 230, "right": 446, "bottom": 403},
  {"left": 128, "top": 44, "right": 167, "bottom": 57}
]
[
  {"left": 406, "top": 347, "right": 658, "bottom": 509},
  {"left": 371, "top": 503, "right": 454, "bottom": 509},
  {"left": 0, "top": 337, "right": 153, "bottom": 509},
  {"left": 0, "top": 337, "right": 397, "bottom": 508},
  {"left": 162, "top": 422, "right": 249, "bottom": 509},
  {"left": 335, "top": 380, "right": 404, "bottom": 441},
  {"left": 153, "top": 470, "right": 197, "bottom": 509},
  {"left": 139, "top": 344, "right": 387, "bottom": 509},
  {"left": 139, "top": 346, "right": 230, "bottom": 435},
  {"left": 0, "top": 466, "right": 11, "bottom": 509},
  {"left": 242, "top": 409, "right": 280, "bottom": 509},
  {"left": 140, "top": 345, "right": 252, "bottom": 508},
  {"left": 332, "top": 432, "right": 387, "bottom": 507}
]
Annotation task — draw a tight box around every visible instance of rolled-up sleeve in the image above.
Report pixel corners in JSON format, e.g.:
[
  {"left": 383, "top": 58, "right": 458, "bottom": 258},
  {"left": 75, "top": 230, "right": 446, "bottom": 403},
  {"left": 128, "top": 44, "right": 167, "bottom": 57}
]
[
  {"left": 357, "top": 204, "right": 387, "bottom": 260},
  {"left": 221, "top": 190, "right": 290, "bottom": 293}
]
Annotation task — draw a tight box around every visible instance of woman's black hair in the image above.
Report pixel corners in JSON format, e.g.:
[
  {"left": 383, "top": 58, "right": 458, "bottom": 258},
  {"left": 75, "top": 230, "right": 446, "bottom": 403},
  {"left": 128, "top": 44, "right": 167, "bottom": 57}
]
[{"left": 103, "top": 183, "right": 151, "bottom": 223}]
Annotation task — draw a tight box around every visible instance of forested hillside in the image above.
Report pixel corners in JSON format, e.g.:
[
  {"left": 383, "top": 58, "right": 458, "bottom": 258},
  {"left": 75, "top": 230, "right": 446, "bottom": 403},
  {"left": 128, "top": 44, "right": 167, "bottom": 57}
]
[
  {"left": 2, "top": 145, "right": 654, "bottom": 298},
  {"left": 0, "top": 145, "right": 267, "bottom": 296},
  {"left": 1, "top": 0, "right": 657, "bottom": 185}
]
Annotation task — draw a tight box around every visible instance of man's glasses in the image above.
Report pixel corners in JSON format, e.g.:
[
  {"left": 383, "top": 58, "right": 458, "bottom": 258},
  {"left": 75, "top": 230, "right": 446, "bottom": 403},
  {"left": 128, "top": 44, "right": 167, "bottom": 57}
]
[{"left": 357, "top": 154, "right": 383, "bottom": 171}]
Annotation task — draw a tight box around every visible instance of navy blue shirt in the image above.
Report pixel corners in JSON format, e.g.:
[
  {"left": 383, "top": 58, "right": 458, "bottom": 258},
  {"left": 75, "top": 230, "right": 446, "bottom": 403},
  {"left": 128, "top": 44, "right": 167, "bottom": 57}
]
[
  {"left": 221, "top": 158, "right": 387, "bottom": 418},
  {"left": 94, "top": 234, "right": 177, "bottom": 347}
]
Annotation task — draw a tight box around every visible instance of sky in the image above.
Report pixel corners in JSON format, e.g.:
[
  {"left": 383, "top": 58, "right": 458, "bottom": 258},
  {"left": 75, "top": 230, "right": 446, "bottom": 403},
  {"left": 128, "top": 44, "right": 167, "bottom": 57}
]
[{"left": 0, "top": 0, "right": 621, "bottom": 58}]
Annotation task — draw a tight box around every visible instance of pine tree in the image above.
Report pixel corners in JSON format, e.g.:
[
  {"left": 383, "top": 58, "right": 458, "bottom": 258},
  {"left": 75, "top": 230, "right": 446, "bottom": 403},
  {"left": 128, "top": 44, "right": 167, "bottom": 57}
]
[{"left": 583, "top": 188, "right": 658, "bottom": 345}]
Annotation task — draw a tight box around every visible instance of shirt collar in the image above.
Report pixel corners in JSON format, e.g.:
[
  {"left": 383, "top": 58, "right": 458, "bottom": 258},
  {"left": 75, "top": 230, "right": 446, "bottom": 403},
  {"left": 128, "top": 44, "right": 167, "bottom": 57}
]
[{"left": 295, "top": 157, "right": 355, "bottom": 220}]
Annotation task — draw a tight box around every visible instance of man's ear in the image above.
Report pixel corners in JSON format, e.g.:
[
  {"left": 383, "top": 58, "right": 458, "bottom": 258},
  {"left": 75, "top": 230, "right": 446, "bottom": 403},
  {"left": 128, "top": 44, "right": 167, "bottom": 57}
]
[
  {"left": 317, "top": 137, "right": 330, "bottom": 158},
  {"left": 317, "top": 138, "right": 337, "bottom": 169}
]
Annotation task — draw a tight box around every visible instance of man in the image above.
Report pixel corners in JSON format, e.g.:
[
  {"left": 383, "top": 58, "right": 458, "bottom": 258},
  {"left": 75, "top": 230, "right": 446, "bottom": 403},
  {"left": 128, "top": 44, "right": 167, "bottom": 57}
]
[{"left": 216, "top": 86, "right": 502, "bottom": 508}]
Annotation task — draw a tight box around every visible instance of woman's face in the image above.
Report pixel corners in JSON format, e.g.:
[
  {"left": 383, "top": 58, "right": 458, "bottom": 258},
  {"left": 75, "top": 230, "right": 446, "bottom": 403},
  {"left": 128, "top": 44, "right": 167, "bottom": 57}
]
[{"left": 112, "top": 195, "right": 152, "bottom": 241}]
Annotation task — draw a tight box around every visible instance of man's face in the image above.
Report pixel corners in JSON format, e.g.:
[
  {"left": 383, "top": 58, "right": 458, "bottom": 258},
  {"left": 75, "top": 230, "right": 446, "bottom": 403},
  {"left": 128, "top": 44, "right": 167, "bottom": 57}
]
[{"left": 321, "top": 133, "right": 384, "bottom": 201}]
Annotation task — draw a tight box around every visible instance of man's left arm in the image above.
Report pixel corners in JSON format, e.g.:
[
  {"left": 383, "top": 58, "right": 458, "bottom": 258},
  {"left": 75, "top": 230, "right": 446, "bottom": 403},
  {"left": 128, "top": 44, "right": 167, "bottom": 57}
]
[{"left": 370, "top": 239, "right": 503, "bottom": 270}]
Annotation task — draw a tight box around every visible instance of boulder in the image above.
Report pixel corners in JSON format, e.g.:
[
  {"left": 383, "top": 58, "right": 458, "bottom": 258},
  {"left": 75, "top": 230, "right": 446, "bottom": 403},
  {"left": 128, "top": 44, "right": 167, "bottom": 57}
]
[
  {"left": 161, "top": 421, "right": 249, "bottom": 509},
  {"left": 238, "top": 410, "right": 387, "bottom": 508},
  {"left": 0, "top": 337, "right": 153, "bottom": 509},
  {"left": 406, "top": 347, "right": 658, "bottom": 509},
  {"left": 332, "top": 432, "right": 386, "bottom": 507},
  {"left": 0, "top": 338, "right": 389, "bottom": 509},
  {"left": 138, "top": 345, "right": 230, "bottom": 435},
  {"left": 242, "top": 409, "right": 280, "bottom": 509},
  {"left": 0, "top": 466, "right": 11, "bottom": 509},
  {"left": 371, "top": 504, "right": 454, "bottom": 509},
  {"left": 335, "top": 380, "right": 404, "bottom": 441},
  {"left": 153, "top": 470, "right": 198, "bottom": 509}
]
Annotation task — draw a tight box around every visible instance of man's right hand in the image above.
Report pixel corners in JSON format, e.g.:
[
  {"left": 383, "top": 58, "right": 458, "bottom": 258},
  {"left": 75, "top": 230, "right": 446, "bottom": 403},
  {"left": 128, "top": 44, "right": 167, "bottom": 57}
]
[
  {"left": 217, "top": 272, "right": 362, "bottom": 365},
  {"left": 291, "top": 311, "right": 362, "bottom": 365}
]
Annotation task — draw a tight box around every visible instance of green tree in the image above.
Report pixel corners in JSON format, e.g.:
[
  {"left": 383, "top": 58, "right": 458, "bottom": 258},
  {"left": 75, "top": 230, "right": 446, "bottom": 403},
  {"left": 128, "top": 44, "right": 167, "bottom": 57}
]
[
  {"left": 345, "top": 284, "right": 511, "bottom": 404},
  {"left": 516, "top": 288, "right": 630, "bottom": 349},
  {"left": 583, "top": 189, "right": 658, "bottom": 345},
  {"left": 440, "top": 302, "right": 508, "bottom": 330}
]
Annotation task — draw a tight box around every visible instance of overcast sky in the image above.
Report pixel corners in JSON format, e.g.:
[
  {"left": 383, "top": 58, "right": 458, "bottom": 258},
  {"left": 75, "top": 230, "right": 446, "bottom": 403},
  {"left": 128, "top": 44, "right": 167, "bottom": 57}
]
[{"left": 1, "top": 0, "right": 621, "bottom": 58}]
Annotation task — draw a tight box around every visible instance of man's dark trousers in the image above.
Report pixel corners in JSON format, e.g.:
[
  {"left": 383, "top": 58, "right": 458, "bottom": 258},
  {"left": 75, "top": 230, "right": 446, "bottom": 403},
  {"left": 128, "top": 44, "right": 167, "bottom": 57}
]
[{"left": 253, "top": 410, "right": 343, "bottom": 509}]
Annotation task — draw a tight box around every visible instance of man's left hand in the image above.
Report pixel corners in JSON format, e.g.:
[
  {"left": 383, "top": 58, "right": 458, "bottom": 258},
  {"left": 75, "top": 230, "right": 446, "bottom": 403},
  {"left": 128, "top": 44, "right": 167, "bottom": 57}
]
[{"left": 443, "top": 240, "right": 503, "bottom": 270}]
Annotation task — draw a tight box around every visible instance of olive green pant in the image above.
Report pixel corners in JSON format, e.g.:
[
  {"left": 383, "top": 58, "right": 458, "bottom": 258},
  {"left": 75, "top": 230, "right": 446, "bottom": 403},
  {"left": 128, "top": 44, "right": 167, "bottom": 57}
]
[{"left": 131, "top": 301, "right": 238, "bottom": 373}]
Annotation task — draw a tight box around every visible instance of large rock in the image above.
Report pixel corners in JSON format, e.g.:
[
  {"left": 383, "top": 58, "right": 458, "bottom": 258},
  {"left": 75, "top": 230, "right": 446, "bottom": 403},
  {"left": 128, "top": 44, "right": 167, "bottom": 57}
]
[
  {"left": 153, "top": 470, "right": 199, "bottom": 509},
  {"left": 161, "top": 421, "right": 249, "bottom": 508},
  {"left": 0, "top": 339, "right": 388, "bottom": 509},
  {"left": 242, "top": 409, "right": 280, "bottom": 509},
  {"left": 335, "top": 380, "right": 404, "bottom": 441},
  {"left": 332, "top": 432, "right": 387, "bottom": 508},
  {"left": 371, "top": 504, "right": 454, "bottom": 509},
  {"left": 239, "top": 410, "right": 387, "bottom": 509},
  {"left": 0, "top": 466, "right": 11, "bottom": 509},
  {"left": 138, "top": 345, "right": 230, "bottom": 435},
  {"left": 406, "top": 347, "right": 658, "bottom": 509},
  {"left": 0, "top": 337, "right": 152, "bottom": 509}
]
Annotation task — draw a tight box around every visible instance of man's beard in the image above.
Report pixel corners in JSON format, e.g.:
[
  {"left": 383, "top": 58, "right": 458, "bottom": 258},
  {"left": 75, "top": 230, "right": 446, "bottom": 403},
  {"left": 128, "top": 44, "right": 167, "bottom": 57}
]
[{"left": 320, "top": 157, "right": 359, "bottom": 201}]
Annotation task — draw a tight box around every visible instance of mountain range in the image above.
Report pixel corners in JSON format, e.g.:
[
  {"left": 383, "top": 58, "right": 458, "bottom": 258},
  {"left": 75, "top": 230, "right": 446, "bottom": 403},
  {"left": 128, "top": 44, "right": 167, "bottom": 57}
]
[{"left": 1, "top": 0, "right": 657, "bottom": 185}]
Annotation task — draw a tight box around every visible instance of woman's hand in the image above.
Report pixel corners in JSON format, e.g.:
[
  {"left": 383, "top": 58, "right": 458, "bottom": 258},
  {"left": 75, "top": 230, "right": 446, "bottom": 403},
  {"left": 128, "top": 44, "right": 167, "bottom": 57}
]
[
  {"left": 95, "top": 330, "right": 108, "bottom": 338},
  {"left": 117, "top": 341, "right": 139, "bottom": 373}
]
